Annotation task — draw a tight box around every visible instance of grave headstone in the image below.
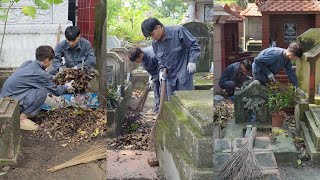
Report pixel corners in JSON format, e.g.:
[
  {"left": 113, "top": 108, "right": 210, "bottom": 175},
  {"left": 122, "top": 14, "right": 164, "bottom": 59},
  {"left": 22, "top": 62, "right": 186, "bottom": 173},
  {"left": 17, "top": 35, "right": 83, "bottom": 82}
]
[
  {"left": 234, "top": 80, "right": 271, "bottom": 124},
  {"left": 110, "top": 47, "right": 135, "bottom": 75},
  {"left": 107, "top": 36, "right": 121, "bottom": 51},
  {"left": 106, "top": 52, "right": 124, "bottom": 89},
  {"left": 183, "top": 22, "right": 213, "bottom": 72},
  {"left": 0, "top": 98, "right": 20, "bottom": 163}
]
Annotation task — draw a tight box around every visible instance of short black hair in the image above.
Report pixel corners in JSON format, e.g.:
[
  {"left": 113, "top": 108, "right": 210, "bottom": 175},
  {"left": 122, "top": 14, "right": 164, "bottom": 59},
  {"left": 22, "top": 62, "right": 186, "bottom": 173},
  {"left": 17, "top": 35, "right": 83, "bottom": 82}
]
[
  {"left": 141, "top": 18, "right": 163, "bottom": 38},
  {"left": 241, "top": 59, "right": 251, "bottom": 71},
  {"left": 288, "top": 42, "right": 303, "bottom": 58},
  {"left": 35, "top": 45, "right": 54, "bottom": 61},
  {"left": 128, "top": 47, "right": 143, "bottom": 62},
  {"left": 65, "top": 26, "right": 80, "bottom": 41}
]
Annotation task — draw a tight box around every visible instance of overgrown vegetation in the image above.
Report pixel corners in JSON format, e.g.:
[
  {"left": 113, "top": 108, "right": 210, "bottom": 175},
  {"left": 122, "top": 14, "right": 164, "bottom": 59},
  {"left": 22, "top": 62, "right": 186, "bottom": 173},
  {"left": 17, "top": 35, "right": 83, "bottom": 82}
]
[
  {"left": 107, "top": 0, "right": 186, "bottom": 43},
  {"left": 267, "top": 83, "right": 296, "bottom": 112}
]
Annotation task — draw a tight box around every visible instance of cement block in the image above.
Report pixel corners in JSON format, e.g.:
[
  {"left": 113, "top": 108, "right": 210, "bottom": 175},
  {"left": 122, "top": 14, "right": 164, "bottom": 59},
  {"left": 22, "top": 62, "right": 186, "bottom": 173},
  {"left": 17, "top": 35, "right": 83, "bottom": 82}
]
[
  {"left": 255, "top": 152, "right": 278, "bottom": 170},
  {"left": 213, "top": 153, "right": 231, "bottom": 171},
  {"left": 300, "top": 122, "right": 320, "bottom": 165},
  {"left": 213, "top": 139, "right": 231, "bottom": 153},
  {"left": 0, "top": 98, "right": 21, "bottom": 163},
  {"left": 272, "top": 127, "right": 298, "bottom": 166},
  {"left": 233, "top": 137, "right": 272, "bottom": 152},
  {"left": 305, "top": 111, "right": 320, "bottom": 150},
  {"left": 262, "top": 169, "right": 281, "bottom": 180},
  {"left": 294, "top": 101, "right": 310, "bottom": 131},
  {"left": 309, "top": 105, "right": 320, "bottom": 127},
  {"left": 131, "top": 69, "right": 148, "bottom": 91}
]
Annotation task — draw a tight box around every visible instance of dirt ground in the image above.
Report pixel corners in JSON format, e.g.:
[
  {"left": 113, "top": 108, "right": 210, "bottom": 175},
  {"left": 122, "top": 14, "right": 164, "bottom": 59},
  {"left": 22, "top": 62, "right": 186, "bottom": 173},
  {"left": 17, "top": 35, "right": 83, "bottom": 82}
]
[{"left": 0, "top": 131, "right": 106, "bottom": 180}]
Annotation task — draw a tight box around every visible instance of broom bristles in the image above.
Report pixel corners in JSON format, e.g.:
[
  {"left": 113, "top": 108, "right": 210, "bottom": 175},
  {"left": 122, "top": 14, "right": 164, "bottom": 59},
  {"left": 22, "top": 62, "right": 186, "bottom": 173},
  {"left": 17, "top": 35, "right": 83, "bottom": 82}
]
[{"left": 47, "top": 144, "right": 107, "bottom": 172}]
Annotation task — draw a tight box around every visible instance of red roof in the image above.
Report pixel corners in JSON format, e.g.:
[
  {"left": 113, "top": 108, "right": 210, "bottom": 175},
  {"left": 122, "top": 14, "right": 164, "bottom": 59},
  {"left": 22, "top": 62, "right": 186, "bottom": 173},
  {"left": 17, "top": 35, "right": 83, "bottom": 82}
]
[
  {"left": 240, "top": 3, "right": 262, "bottom": 17},
  {"left": 224, "top": 4, "right": 244, "bottom": 22},
  {"left": 258, "top": 0, "right": 320, "bottom": 13}
]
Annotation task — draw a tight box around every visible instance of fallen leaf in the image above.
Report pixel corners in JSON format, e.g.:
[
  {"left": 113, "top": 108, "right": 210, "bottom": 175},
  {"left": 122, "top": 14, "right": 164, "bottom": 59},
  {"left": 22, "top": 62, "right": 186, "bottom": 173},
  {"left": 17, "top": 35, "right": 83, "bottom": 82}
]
[{"left": 297, "top": 159, "right": 302, "bottom": 165}]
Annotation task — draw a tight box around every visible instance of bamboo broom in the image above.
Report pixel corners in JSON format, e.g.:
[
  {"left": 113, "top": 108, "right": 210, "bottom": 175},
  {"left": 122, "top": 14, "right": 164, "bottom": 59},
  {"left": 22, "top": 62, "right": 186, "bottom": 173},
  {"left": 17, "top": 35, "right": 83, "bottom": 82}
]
[{"left": 47, "top": 144, "right": 107, "bottom": 172}]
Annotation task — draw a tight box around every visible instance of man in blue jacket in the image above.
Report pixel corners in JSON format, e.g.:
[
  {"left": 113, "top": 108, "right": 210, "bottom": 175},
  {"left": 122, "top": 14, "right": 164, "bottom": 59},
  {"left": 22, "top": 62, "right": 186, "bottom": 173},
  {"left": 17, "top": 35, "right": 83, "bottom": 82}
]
[
  {"left": 1, "top": 46, "right": 74, "bottom": 131},
  {"left": 49, "top": 26, "right": 96, "bottom": 75},
  {"left": 129, "top": 46, "right": 160, "bottom": 113},
  {"left": 141, "top": 18, "right": 201, "bottom": 99},
  {"left": 219, "top": 59, "right": 252, "bottom": 96},
  {"left": 252, "top": 42, "right": 305, "bottom": 97}
]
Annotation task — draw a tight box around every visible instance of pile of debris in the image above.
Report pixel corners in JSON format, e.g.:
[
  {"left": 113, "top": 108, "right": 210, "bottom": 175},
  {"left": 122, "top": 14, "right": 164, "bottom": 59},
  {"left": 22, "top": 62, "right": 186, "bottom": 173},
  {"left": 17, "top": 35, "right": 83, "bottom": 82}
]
[
  {"left": 213, "top": 100, "right": 234, "bottom": 127},
  {"left": 53, "top": 68, "right": 98, "bottom": 94},
  {"left": 32, "top": 107, "right": 107, "bottom": 145},
  {"left": 107, "top": 110, "right": 152, "bottom": 150},
  {"left": 132, "top": 90, "right": 143, "bottom": 99}
]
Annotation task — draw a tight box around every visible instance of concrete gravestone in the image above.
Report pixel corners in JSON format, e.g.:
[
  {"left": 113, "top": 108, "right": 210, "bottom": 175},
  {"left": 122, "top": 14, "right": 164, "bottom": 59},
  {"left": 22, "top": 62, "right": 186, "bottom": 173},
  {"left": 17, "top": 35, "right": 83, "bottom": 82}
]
[
  {"left": 183, "top": 22, "right": 213, "bottom": 72},
  {"left": 110, "top": 47, "right": 135, "bottom": 76},
  {"left": 106, "top": 52, "right": 124, "bottom": 89},
  {"left": 234, "top": 80, "right": 271, "bottom": 124},
  {"left": 0, "top": 98, "right": 20, "bottom": 163}
]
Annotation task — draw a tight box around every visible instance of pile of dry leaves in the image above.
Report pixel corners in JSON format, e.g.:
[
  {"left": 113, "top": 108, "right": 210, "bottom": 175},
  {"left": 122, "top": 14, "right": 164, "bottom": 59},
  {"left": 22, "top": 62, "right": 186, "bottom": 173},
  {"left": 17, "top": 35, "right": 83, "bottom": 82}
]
[
  {"left": 53, "top": 68, "right": 98, "bottom": 94},
  {"left": 201, "top": 73, "right": 214, "bottom": 80},
  {"left": 213, "top": 100, "right": 234, "bottom": 127},
  {"left": 33, "top": 107, "right": 107, "bottom": 145},
  {"left": 132, "top": 90, "right": 143, "bottom": 99},
  {"left": 107, "top": 111, "right": 152, "bottom": 150}
]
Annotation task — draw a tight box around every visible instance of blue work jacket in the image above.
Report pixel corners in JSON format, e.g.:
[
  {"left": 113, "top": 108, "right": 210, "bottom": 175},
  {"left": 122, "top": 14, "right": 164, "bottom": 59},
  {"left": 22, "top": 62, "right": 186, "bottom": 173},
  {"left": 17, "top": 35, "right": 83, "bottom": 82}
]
[
  {"left": 141, "top": 46, "right": 159, "bottom": 78},
  {"left": 152, "top": 25, "right": 201, "bottom": 86},
  {"left": 0, "top": 60, "right": 67, "bottom": 101},
  {"left": 253, "top": 47, "right": 298, "bottom": 87},
  {"left": 49, "top": 37, "right": 96, "bottom": 75}
]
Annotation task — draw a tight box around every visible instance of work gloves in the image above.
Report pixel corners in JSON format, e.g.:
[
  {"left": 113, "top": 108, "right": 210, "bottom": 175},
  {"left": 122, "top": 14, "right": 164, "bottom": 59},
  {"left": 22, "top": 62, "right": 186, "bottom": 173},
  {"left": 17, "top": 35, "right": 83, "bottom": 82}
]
[
  {"left": 296, "top": 87, "right": 306, "bottom": 98},
  {"left": 267, "top": 73, "right": 276, "bottom": 83},
  {"left": 147, "top": 76, "right": 154, "bottom": 89},
  {"left": 187, "top": 62, "right": 196, "bottom": 74},
  {"left": 65, "top": 80, "right": 75, "bottom": 91},
  {"left": 159, "top": 71, "right": 167, "bottom": 82}
]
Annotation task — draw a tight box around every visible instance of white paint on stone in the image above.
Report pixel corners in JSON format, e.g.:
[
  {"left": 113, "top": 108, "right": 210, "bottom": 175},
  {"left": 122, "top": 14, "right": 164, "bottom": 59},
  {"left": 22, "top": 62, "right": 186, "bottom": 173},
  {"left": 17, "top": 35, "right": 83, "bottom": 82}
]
[{"left": 0, "top": 0, "right": 72, "bottom": 67}]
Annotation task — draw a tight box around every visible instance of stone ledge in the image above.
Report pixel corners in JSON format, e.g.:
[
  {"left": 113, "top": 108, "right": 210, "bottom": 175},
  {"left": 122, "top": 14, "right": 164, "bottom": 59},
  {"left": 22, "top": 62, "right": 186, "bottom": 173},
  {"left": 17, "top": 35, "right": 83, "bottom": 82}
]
[
  {"left": 300, "top": 122, "right": 320, "bottom": 166},
  {"left": 305, "top": 111, "right": 320, "bottom": 150}
]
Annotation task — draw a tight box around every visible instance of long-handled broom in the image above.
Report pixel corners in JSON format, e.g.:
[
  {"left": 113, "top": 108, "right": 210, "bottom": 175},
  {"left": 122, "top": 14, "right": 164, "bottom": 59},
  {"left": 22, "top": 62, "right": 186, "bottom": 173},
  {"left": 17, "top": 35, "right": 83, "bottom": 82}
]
[
  {"left": 219, "top": 127, "right": 263, "bottom": 180},
  {"left": 135, "top": 84, "right": 151, "bottom": 112}
]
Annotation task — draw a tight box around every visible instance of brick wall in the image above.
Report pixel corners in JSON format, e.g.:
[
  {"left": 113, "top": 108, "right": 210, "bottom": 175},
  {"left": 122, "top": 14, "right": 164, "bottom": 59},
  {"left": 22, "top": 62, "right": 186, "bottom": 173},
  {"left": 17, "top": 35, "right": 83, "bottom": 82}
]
[
  {"left": 261, "top": 14, "right": 270, "bottom": 49},
  {"left": 224, "top": 23, "right": 239, "bottom": 67},
  {"left": 77, "top": 0, "right": 96, "bottom": 45}
]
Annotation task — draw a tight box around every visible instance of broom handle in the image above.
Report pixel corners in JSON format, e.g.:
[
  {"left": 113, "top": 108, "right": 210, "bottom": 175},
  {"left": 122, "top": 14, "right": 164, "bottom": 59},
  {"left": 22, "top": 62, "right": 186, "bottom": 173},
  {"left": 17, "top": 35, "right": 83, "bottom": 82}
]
[
  {"left": 248, "top": 127, "right": 257, "bottom": 151},
  {"left": 155, "top": 68, "right": 167, "bottom": 120}
]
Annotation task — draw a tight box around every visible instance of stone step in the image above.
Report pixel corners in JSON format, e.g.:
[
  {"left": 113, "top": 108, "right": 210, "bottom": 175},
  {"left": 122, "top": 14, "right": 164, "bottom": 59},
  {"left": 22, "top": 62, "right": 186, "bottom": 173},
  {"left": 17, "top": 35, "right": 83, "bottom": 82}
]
[
  {"left": 309, "top": 105, "right": 320, "bottom": 127},
  {"left": 170, "top": 90, "right": 213, "bottom": 136},
  {"left": 300, "top": 122, "right": 320, "bottom": 165},
  {"left": 0, "top": 98, "right": 20, "bottom": 163},
  {"left": 305, "top": 111, "right": 320, "bottom": 150},
  {"left": 160, "top": 102, "right": 213, "bottom": 168}
]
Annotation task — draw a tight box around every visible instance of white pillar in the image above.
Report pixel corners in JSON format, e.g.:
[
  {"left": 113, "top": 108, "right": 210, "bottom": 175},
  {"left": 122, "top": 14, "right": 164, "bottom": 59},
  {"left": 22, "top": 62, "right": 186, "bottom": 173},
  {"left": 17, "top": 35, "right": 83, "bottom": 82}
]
[{"left": 187, "top": 0, "right": 195, "bottom": 22}]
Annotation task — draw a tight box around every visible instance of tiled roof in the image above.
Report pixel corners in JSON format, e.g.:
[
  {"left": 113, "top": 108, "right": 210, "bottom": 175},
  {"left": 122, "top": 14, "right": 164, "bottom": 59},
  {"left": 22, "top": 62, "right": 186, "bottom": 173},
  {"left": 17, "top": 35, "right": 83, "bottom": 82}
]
[
  {"left": 240, "top": 3, "right": 262, "bottom": 17},
  {"left": 224, "top": 4, "right": 244, "bottom": 22},
  {"left": 259, "top": 0, "right": 320, "bottom": 12}
]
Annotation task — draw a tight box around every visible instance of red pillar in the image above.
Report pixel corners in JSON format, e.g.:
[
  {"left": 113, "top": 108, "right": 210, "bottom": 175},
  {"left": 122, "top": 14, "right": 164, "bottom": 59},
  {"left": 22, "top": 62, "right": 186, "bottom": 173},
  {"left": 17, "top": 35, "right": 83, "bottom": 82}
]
[
  {"left": 77, "top": 0, "right": 96, "bottom": 45},
  {"left": 262, "top": 14, "right": 270, "bottom": 49}
]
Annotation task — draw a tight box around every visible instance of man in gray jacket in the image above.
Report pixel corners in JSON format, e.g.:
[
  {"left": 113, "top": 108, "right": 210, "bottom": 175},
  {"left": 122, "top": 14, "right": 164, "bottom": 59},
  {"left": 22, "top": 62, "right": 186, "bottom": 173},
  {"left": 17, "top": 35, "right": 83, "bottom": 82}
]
[
  {"left": 49, "top": 26, "right": 96, "bottom": 75},
  {"left": 252, "top": 42, "right": 306, "bottom": 97},
  {"left": 129, "top": 46, "right": 160, "bottom": 113},
  {"left": 141, "top": 18, "right": 201, "bottom": 99},
  {"left": 1, "top": 46, "right": 74, "bottom": 131}
]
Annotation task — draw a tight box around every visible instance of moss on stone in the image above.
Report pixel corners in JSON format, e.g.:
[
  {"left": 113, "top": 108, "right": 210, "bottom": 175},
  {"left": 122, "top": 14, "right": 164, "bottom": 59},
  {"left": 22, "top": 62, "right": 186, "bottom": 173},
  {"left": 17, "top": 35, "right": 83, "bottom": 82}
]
[{"left": 298, "top": 28, "right": 320, "bottom": 52}]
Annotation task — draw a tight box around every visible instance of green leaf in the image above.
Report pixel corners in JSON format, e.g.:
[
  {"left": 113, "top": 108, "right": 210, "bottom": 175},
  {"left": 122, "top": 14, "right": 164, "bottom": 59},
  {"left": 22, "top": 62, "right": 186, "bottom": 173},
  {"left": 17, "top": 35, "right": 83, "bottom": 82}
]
[
  {"left": 297, "top": 159, "right": 302, "bottom": 165},
  {"left": 53, "top": 0, "right": 63, "bottom": 4},
  {"left": 14, "top": 0, "right": 20, "bottom": 3},
  {"left": 22, "top": 6, "right": 37, "bottom": 19},
  {"left": 34, "top": 0, "right": 50, "bottom": 10}
]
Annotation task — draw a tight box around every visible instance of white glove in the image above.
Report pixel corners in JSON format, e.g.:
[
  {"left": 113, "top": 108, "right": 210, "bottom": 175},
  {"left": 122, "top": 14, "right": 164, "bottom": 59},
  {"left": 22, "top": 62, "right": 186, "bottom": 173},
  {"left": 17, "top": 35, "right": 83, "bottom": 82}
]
[
  {"left": 159, "top": 71, "right": 166, "bottom": 82},
  {"left": 65, "top": 80, "right": 75, "bottom": 91},
  {"left": 187, "top": 62, "right": 196, "bottom": 74},
  {"left": 247, "top": 76, "right": 253, "bottom": 80},
  {"left": 296, "top": 87, "right": 306, "bottom": 98},
  {"left": 72, "top": 66, "right": 78, "bottom": 69},
  {"left": 147, "top": 80, "right": 154, "bottom": 88},
  {"left": 267, "top": 73, "right": 276, "bottom": 82}
]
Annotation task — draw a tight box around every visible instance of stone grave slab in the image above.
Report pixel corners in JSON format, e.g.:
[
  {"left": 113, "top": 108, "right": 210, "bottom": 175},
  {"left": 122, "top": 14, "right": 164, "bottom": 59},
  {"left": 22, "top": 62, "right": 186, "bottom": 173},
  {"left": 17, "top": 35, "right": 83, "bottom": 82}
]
[
  {"left": 110, "top": 48, "right": 135, "bottom": 75},
  {"left": 106, "top": 52, "right": 124, "bottom": 89},
  {"left": 0, "top": 98, "right": 20, "bottom": 163},
  {"left": 235, "top": 80, "right": 271, "bottom": 124}
]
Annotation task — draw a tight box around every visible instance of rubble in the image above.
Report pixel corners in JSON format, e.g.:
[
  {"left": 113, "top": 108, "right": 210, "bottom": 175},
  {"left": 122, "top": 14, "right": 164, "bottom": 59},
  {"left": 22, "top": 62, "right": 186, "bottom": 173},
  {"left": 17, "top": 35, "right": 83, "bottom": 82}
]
[{"left": 32, "top": 107, "right": 107, "bottom": 144}]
